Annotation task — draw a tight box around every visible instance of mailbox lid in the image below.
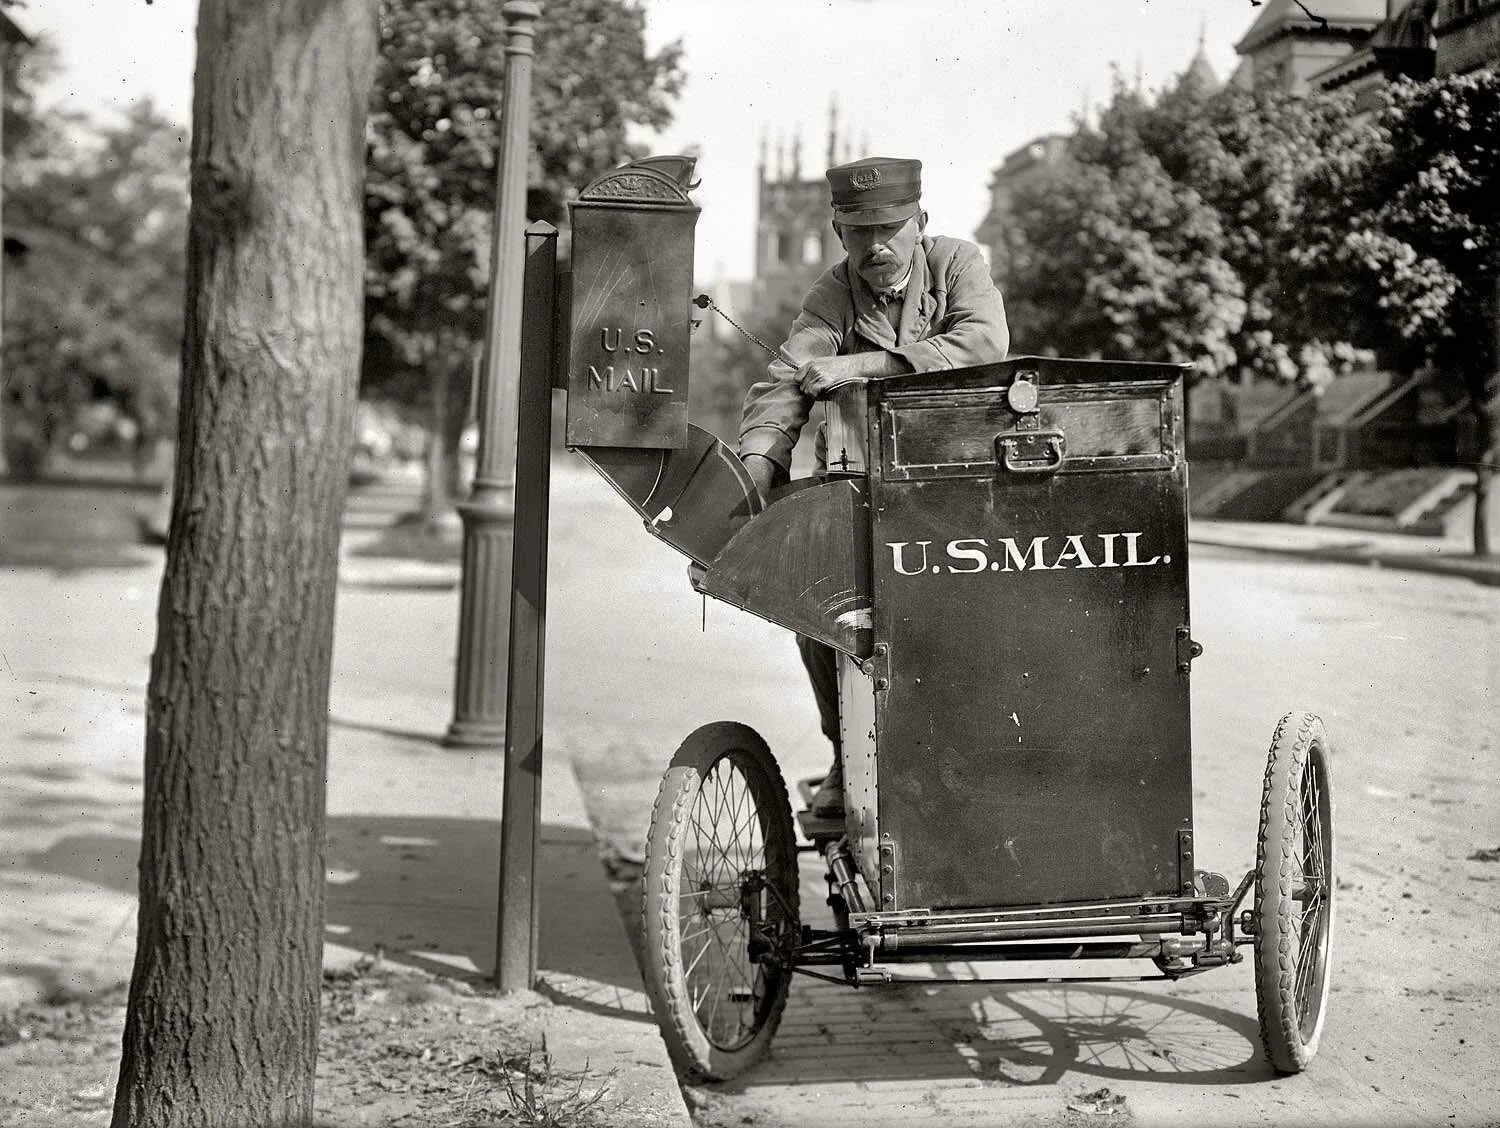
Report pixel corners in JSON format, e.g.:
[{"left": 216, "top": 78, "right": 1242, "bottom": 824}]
[{"left": 877, "top": 356, "right": 1187, "bottom": 481}]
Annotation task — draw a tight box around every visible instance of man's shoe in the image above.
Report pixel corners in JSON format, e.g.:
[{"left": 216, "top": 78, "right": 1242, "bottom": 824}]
[{"left": 809, "top": 760, "right": 845, "bottom": 819}]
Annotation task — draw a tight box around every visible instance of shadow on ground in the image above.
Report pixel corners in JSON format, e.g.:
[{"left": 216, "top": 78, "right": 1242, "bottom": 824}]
[
  {"left": 15, "top": 816, "right": 644, "bottom": 1010},
  {"left": 742, "top": 977, "right": 1270, "bottom": 1090},
  {"left": 611, "top": 852, "right": 1271, "bottom": 1093}
]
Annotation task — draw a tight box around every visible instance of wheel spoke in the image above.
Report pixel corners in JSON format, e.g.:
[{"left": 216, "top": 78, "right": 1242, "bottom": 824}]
[
  {"left": 698, "top": 771, "right": 729, "bottom": 884},
  {"left": 726, "top": 766, "right": 750, "bottom": 861},
  {"left": 1302, "top": 765, "right": 1325, "bottom": 879},
  {"left": 686, "top": 759, "right": 757, "bottom": 1046},
  {"left": 1294, "top": 936, "right": 1317, "bottom": 1014},
  {"left": 684, "top": 930, "right": 713, "bottom": 982}
]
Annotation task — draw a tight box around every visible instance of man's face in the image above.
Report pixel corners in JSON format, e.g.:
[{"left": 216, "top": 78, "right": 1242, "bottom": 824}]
[{"left": 836, "top": 212, "right": 926, "bottom": 291}]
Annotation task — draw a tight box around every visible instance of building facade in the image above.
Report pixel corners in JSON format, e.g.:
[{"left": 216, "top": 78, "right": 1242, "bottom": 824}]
[
  {"left": 1246, "top": 0, "right": 1498, "bottom": 111},
  {"left": 1231, "top": 0, "right": 1389, "bottom": 92},
  {"left": 1311, "top": 1, "right": 1437, "bottom": 113},
  {"left": 973, "top": 133, "right": 1070, "bottom": 270},
  {"left": 750, "top": 103, "right": 862, "bottom": 318},
  {"left": 1432, "top": 0, "right": 1500, "bottom": 72}
]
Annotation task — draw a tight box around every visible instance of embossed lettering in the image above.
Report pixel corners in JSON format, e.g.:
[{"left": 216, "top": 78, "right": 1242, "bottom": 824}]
[{"left": 586, "top": 364, "right": 676, "bottom": 394}]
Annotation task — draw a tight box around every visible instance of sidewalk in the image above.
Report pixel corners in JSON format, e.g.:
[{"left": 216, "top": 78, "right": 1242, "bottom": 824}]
[
  {"left": 0, "top": 502, "right": 691, "bottom": 1126},
  {"left": 1190, "top": 517, "right": 1500, "bottom": 586}
]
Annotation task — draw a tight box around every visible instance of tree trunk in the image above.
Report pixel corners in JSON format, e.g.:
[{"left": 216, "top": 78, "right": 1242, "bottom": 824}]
[
  {"left": 1475, "top": 394, "right": 1497, "bottom": 558},
  {"left": 420, "top": 342, "right": 453, "bottom": 524},
  {"left": 441, "top": 340, "right": 476, "bottom": 499},
  {"left": 1476, "top": 275, "right": 1500, "bottom": 559},
  {"left": 111, "top": 2, "right": 376, "bottom": 1126}
]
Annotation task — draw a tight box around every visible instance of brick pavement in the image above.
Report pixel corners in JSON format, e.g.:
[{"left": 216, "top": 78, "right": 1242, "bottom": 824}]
[{"left": 679, "top": 857, "right": 1271, "bottom": 1128}]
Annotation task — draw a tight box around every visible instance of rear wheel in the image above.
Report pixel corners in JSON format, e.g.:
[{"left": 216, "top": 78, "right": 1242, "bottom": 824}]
[
  {"left": 641, "top": 722, "right": 799, "bottom": 1081},
  {"left": 1253, "top": 711, "right": 1335, "bottom": 1073}
]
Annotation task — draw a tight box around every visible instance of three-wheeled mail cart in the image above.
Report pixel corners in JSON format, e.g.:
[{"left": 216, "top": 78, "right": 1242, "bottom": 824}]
[{"left": 554, "top": 157, "right": 1334, "bottom": 1086}]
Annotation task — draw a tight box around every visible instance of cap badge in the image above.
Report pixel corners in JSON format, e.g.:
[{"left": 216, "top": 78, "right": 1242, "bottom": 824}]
[{"left": 850, "top": 166, "right": 881, "bottom": 191}]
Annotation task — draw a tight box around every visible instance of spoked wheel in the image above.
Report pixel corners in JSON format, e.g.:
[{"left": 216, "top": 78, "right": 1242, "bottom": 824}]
[
  {"left": 1253, "top": 711, "right": 1335, "bottom": 1073},
  {"left": 641, "top": 722, "right": 799, "bottom": 1081}
]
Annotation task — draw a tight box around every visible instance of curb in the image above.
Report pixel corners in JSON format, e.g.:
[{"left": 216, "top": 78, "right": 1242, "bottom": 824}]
[{"left": 1189, "top": 534, "right": 1500, "bottom": 587}]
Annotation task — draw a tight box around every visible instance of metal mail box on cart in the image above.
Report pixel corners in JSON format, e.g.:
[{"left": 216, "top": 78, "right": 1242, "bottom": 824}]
[{"left": 860, "top": 357, "right": 1194, "bottom": 911}]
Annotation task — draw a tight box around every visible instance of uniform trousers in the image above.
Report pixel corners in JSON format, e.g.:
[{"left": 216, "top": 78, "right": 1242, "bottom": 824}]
[{"left": 797, "top": 635, "right": 842, "bottom": 754}]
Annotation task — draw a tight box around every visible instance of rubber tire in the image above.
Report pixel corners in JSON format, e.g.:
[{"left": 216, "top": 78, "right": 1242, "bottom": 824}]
[
  {"left": 641, "top": 722, "right": 799, "bottom": 1082},
  {"left": 1253, "top": 711, "right": 1335, "bottom": 1074}
]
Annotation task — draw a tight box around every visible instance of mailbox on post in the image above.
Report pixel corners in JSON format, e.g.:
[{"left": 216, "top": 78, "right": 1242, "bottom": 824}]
[{"left": 565, "top": 156, "right": 700, "bottom": 449}]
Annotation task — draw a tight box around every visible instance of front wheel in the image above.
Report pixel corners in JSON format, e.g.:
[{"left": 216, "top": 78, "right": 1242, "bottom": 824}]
[
  {"left": 1253, "top": 711, "right": 1335, "bottom": 1073},
  {"left": 641, "top": 722, "right": 799, "bottom": 1081}
]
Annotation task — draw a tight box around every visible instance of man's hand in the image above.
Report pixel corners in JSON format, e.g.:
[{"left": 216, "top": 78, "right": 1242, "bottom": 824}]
[
  {"left": 795, "top": 351, "right": 905, "bottom": 398},
  {"left": 742, "top": 453, "right": 779, "bottom": 499},
  {"left": 795, "top": 354, "right": 866, "bottom": 399}
]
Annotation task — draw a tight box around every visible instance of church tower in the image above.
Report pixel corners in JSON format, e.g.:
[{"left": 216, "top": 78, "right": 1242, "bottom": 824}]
[{"left": 752, "top": 99, "right": 855, "bottom": 313}]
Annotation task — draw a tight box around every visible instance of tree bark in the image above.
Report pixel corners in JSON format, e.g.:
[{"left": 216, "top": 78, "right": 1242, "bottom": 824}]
[
  {"left": 441, "top": 338, "right": 476, "bottom": 499},
  {"left": 1478, "top": 275, "right": 1500, "bottom": 558},
  {"left": 1474, "top": 401, "right": 1494, "bottom": 557},
  {"left": 111, "top": 2, "right": 377, "bottom": 1126},
  {"left": 420, "top": 340, "right": 453, "bottom": 524}
]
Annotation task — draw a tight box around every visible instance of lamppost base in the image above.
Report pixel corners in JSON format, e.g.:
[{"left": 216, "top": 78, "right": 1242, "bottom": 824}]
[
  {"left": 443, "top": 718, "right": 508, "bottom": 748},
  {"left": 444, "top": 487, "right": 517, "bottom": 749}
]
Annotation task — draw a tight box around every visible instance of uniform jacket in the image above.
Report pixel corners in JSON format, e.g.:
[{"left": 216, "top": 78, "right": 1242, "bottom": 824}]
[{"left": 739, "top": 235, "right": 1009, "bottom": 473}]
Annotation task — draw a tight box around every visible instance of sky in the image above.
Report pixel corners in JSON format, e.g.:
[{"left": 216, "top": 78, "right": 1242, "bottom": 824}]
[{"left": 18, "top": 0, "right": 1253, "bottom": 281}]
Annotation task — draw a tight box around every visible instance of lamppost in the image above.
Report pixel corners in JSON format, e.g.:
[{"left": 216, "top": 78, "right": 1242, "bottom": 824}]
[{"left": 446, "top": 0, "right": 541, "bottom": 750}]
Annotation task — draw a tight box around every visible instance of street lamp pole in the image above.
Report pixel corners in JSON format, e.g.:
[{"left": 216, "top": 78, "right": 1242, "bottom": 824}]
[{"left": 446, "top": 0, "right": 541, "bottom": 750}]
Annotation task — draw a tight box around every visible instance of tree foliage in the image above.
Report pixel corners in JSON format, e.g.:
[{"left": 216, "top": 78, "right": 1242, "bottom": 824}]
[
  {"left": 362, "top": 0, "right": 684, "bottom": 498},
  {"left": 1294, "top": 68, "right": 1500, "bottom": 552},
  {"left": 992, "top": 62, "right": 1500, "bottom": 553},
  {"left": 1149, "top": 82, "right": 1362, "bottom": 385},
  {"left": 2, "top": 82, "right": 187, "bottom": 477},
  {"left": 1298, "top": 71, "right": 1498, "bottom": 382},
  {"left": 992, "top": 76, "right": 1359, "bottom": 387}
]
